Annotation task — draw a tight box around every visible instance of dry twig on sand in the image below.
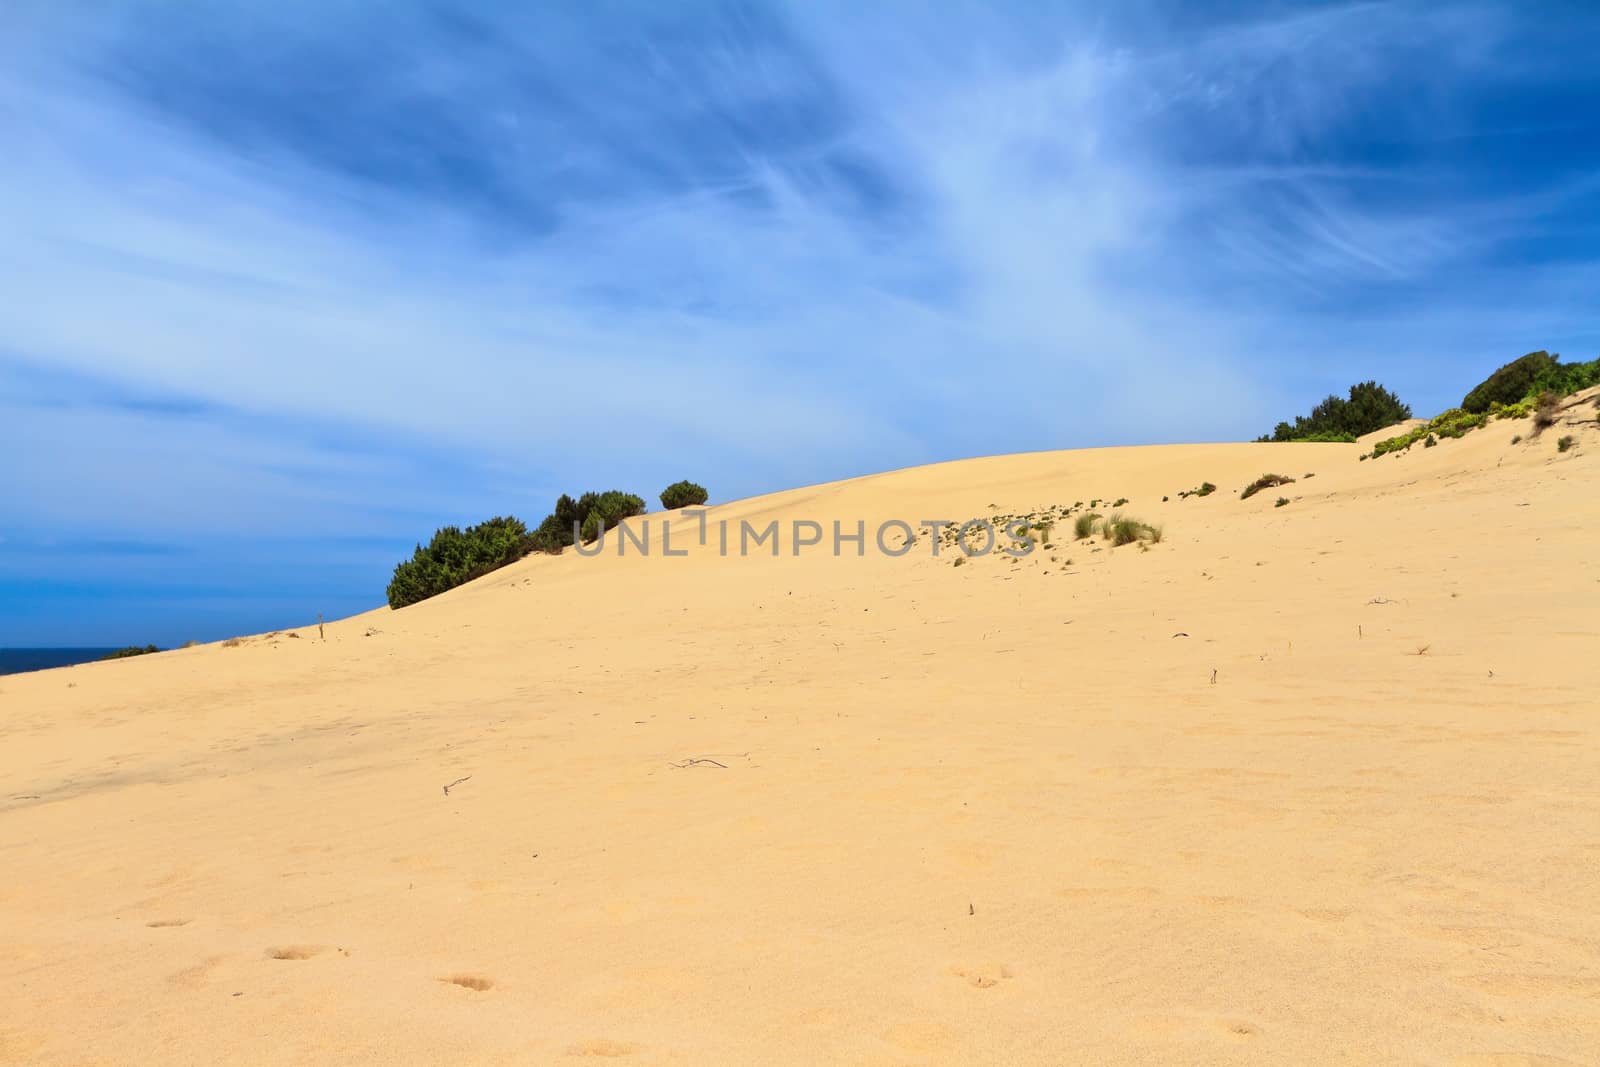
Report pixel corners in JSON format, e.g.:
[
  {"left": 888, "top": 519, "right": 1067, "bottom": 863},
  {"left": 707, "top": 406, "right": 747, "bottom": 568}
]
[{"left": 442, "top": 775, "right": 472, "bottom": 795}]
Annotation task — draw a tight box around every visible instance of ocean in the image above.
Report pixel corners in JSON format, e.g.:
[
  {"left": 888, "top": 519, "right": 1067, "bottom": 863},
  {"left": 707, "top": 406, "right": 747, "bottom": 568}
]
[{"left": 0, "top": 649, "right": 121, "bottom": 676}]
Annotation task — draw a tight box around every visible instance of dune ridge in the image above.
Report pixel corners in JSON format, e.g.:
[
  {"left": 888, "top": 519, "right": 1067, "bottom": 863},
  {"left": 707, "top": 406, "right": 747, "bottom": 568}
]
[{"left": 3, "top": 399, "right": 1598, "bottom": 1065}]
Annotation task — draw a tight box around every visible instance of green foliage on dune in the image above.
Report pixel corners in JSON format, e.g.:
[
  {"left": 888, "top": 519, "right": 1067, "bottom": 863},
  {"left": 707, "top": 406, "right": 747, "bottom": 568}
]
[
  {"left": 1462, "top": 351, "right": 1600, "bottom": 414},
  {"left": 100, "top": 644, "right": 160, "bottom": 660},
  {"left": 659, "top": 480, "right": 709, "bottom": 509},
  {"left": 1370, "top": 408, "right": 1487, "bottom": 457},
  {"left": 528, "top": 490, "right": 650, "bottom": 552},
  {"left": 1259, "top": 380, "right": 1411, "bottom": 442},
  {"left": 386, "top": 516, "right": 531, "bottom": 609}
]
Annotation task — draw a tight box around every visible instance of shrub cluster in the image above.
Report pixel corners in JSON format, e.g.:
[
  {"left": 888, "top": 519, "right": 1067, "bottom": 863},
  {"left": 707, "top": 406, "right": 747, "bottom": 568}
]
[
  {"left": 1177, "top": 481, "right": 1216, "bottom": 499},
  {"left": 1462, "top": 351, "right": 1600, "bottom": 413},
  {"left": 1259, "top": 381, "right": 1411, "bottom": 442},
  {"left": 388, "top": 477, "right": 702, "bottom": 608},
  {"left": 1369, "top": 408, "right": 1487, "bottom": 457},
  {"left": 386, "top": 516, "right": 531, "bottom": 609},
  {"left": 100, "top": 644, "right": 160, "bottom": 660},
  {"left": 659, "top": 480, "right": 709, "bottom": 509},
  {"left": 1461, "top": 351, "right": 1558, "bottom": 413},
  {"left": 529, "top": 490, "right": 648, "bottom": 553},
  {"left": 1241, "top": 473, "right": 1295, "bottom": 500}
]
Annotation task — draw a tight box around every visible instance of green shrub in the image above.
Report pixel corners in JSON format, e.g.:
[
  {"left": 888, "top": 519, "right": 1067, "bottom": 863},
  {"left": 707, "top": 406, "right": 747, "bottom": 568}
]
[
  {"left": 1074, "top": 513, "right": 1100, "bottom": 539},
  {"left": 1462, "top": 351, "right": 1558, "bottom": 413},
  {"left": 659, "top": 480, "right": 709, "bottom": 509},
  {"left": 530, "top": 489, "right": 649, "bottom": 550},
  {"left": 575, "top": 490, "right": 647, "bottom": 542},
  {"left": 1275, "top": 497, "right": 1289, "bottom": 507},
  {"left": 527, "top": 513, "right": 569, "bottom": 554},
  {"left": 1557, "top": 435, "right": 1575, "bottom": 453},
  {"left": 101, "top": 644, "right": 160, "bottom": 660},
  {"left": 1241, "top": 473, "right": 1295, "bottom": 500},
  {"left": 1423, "top": 434, "right": 1437, "bottom": 448},
  {"left": 1529, "top": 356, "right": 1600, "bottom": 400},
  {"left": 1178, "top": 482, "right": 1216, "bottom": 499},
  {"left": 1370, "top": 407, "right": 1487, "bottom": 456},
  {"left": 387, "top": 515, "right": 530, "bottom": 609},
  {"left": 1259, "top": 380, "right": 1410, "bottom": 442}
]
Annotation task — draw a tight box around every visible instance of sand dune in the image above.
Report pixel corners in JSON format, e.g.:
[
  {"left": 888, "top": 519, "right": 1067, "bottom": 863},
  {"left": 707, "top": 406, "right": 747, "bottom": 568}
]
[{"left": 4, "top": 397, "right": 1598, "bottom": 1065}]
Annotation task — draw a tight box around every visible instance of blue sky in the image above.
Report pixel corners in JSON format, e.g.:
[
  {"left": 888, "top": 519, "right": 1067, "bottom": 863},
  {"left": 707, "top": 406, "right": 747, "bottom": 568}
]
[{"left": 3, "top": 1, "right": 1597, "bottom": 646}]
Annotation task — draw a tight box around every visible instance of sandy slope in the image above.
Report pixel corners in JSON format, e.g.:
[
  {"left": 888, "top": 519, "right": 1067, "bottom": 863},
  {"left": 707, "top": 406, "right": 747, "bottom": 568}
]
[{"left": 4, "top": 394, "right": 1598, "bottom": 1066}]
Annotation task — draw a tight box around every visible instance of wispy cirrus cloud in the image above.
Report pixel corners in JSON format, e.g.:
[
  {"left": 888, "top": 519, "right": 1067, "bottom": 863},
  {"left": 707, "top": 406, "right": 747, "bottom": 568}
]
[{"left": 2, "top": 0, "right": 1597, "bottom": 642}]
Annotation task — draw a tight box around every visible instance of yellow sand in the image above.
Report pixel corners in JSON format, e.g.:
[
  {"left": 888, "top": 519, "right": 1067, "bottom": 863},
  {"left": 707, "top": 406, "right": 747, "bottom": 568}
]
[{"left": 4, "top": 393, "right": 1598, "bottom": 1065}]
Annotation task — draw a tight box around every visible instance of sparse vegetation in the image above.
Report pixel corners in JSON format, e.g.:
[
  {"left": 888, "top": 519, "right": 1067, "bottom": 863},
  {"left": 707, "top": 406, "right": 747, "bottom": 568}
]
[
  {"left": 1534, "top": 391, "right": 1558, "bottom": 431},
  {"left": 1371, "top": 407, "right": 1487, "bottom": 457},
  {"left": 1511, "top": 434, "right": 1522, "bottom": 444},
  {"left": 659, "top": 480, "right": 709, "bottom": 510},
  {"left": 1557, "top": 435, "right": 1575, "bottom": 453},
  {"left": 1103, "top": 514, "right": 1162, "bottom": 546},
  {"left": 1275, "top": 497, "right": 1289, "bottom": 507},
  {"left": 1241, "top": 473, "right": 1295, "bottom": 500},
  {"left": 1074, "top": 513, "right": 1100, "bottom": 539},
  {"left": 1258, "top": 380, "right": 1411, "bottom": 442},
  {"left": 1423, "top": 434, "right": 1437, "bottom": 448},
  {"left": 1178, "top": 482, "right": 1216, "bottom": 499}
]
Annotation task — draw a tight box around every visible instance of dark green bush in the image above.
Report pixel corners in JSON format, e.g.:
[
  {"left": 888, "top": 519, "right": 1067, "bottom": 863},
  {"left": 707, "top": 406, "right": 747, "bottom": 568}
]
[
  {"left": 659, "top": 480, "right": 709, "bottom": 509},
  {"left": 1462, "top": 351, "right": 1558, "bottom": 413},
  {"left": 529, "top": 490, "right": 650, "bottom": 551},
  {"left": 101, "top": 644, "right": 160, "bottom": 660},
  {"left": 527, "top": 513, "right": 569, "bottom": 554},
  {"left": 387, "top": 515, "right": 530, "bottom": 609},
  {"left": 1260, "top": 381, "right": 1411, "bottom": 442},
  {"left": 1557, "top": 435, "right": 1575, "bottom": 453},
  {"left": 576, "top": 490, "right": 647, "bottom": 543}
]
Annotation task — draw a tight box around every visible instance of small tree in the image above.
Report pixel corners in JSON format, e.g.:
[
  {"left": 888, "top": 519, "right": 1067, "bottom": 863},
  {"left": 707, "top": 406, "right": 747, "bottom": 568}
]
[{"left": 659, "top": 480, "right": 709, "bottom": 509}]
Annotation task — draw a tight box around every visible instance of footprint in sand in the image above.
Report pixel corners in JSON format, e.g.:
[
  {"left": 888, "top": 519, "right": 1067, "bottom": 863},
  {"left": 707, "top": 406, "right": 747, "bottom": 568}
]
[
  {"left": 567, "top": 1038, "right": 642, "bottom": 1056},
  {"left": 947, "top": 963, "right": 1012, "bottom": 989},
  {"left": 266, "top": 945, "right": 328, "bottom": 961},
  {"left": 439, "top": 973, "right": 494, "bottom": 992}
]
